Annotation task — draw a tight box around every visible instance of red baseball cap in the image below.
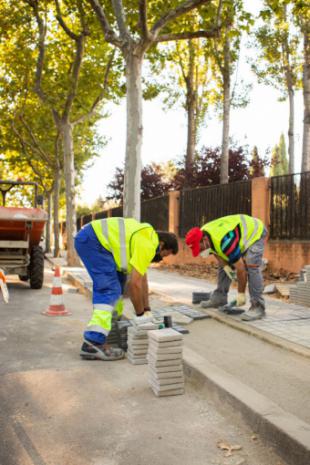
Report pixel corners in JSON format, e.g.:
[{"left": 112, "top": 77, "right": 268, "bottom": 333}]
[{"left": 185, "top": 227, "right": 203, "bottom": 257}]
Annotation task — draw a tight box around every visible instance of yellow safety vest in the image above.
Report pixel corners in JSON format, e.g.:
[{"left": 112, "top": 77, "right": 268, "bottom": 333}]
[
  {"left": 91, "top": 217, "right": 158, "bottom": 274},
  {"left": 201, "top": 214, "right": 264, "bottom": 262}
]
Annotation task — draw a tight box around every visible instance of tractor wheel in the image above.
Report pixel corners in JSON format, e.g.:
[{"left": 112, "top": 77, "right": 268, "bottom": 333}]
[
  {"left": 19, "top": 274, "right": 29, "bottom": 282},
  {"left": 29, "top": 245, "right": 44, "bottom": 289}
]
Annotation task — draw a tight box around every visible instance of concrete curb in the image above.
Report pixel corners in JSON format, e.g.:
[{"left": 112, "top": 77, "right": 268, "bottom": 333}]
[
  {"left": 183, "top": 347, "right": 310, "bottom": 465},
  {"left": 65, "top": 272, "right": 92, "bottom": 300}
]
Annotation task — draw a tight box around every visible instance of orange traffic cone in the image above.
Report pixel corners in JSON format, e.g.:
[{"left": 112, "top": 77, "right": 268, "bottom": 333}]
[{"left": 43, "top": 266, "right": 71, "bottom": 316}]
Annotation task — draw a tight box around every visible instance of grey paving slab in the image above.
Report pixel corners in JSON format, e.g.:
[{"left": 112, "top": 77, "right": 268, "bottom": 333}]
[{"left": 146, "top": 269, "right": 310, "bottom": 351}]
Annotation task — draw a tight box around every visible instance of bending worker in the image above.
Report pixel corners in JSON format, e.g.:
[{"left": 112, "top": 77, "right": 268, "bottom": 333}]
[
  {"left": 185, "top": 214, "right": 267, "bottom": 321},
  {"left": 75, "top": 217, "right": 178, "bottom": 361}
]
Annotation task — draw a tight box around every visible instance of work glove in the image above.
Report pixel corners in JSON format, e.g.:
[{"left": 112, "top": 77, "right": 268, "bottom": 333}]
[
  {"left": 223, "top": 265, "right": 236, "bottom": 281},
  {"left": 236, "top": 292, "right": 246, "bottom": 307},
  {"left": 227, "top": 292, "right": 246, "bottom": 308}
]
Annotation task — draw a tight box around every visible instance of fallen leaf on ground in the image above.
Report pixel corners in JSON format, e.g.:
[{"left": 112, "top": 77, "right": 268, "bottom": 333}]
[{"left": 217, "top": 440, "right": 242, "bottom": 457}]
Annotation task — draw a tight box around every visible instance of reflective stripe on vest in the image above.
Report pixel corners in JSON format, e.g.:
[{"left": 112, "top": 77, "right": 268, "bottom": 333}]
[
  {"left": 100, "top": 218, "right": 128, "bottom": 271},
  {"left": 101, "top": 220, "right": 109, "bottom": 242},
  {"left": 118, "top": 219, "right": 127, "bottom": 271},
  {"left": 240, "top": 215, "right": 259, "bottom": 250}
]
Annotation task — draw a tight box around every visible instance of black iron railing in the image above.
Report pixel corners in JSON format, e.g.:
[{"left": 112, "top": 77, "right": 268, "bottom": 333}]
[
  {"left": 141, "top": 195, "right": 169, "bottom": 230},
  {"left": 82, "top": 213, "right": 93, "bottom": 226},
  {"left": 270, "top": 172, "right": 310, "bottom": 240},
  {"left": 94, "top": 210, "right": 108, "bottom": 220},
  {"left": 179, "top": 181, "right": 252, "bottom": 237},
  {"left": 111, "top": 205, "right": 123, "bottom": 217}
]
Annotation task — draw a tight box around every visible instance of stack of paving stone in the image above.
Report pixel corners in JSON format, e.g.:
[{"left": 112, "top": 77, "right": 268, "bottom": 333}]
[
  {"left": 290, "top": 265, "right": 310, "bottom": 307},
  {"left": 106, "top": 312, "right": 121, "bottom": 347},
  {"left": 127, "top": 316, "right": 159, "bottom": 365},
  {"left": 106, "top": 314, "right": 132, "bottom": 351},
  {"left": 147, "top": 328, "right": 184, "bottom": 397}
]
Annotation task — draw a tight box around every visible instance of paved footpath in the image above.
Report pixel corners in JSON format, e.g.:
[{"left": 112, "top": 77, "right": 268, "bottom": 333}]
[
  {"left": 54, "top": 257, "right": 310, "bottom": 465},
  {"left": 148, "top": 268, "right": 310, "bottom": 351}
]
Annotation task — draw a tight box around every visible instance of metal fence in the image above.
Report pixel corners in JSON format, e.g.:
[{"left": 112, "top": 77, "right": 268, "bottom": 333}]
[
  {"left": 179, "top": 180, "right": 252, "bottom": 237},
  {"left": 141, "top": 195, "right": 169, "bottom": 230},
  {"left": 94, "top": 210, "right": 108, "bottom": 220},
  {"left": 82, "top": 213, "right": 93, "bottom": 226},
  {"left": 270, "top": 171, "right": 310, "bottom": 240},
  {"left": 111, "top": 205, "right": 123, "bottom": 217}
]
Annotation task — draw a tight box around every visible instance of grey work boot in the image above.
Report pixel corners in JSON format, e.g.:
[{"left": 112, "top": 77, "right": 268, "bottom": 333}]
[
  {"left": 80, "top": 340, "right": 125, "bottom": 361},
  {"left": 200, "top": 295, "right": 227, "bottom": 309},
  {"left": 241, "top": 305, "right": 265, "bottom": 322}
]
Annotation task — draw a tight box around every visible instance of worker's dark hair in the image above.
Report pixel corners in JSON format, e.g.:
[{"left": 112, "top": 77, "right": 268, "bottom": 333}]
[{"left": 156, "top": 231, "right": 178, "bottom": 254}]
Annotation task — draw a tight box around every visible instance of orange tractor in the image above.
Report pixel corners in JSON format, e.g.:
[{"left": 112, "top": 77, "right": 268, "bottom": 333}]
[{"left": 0, "top": 180, "right": 47, "bottom": 289}]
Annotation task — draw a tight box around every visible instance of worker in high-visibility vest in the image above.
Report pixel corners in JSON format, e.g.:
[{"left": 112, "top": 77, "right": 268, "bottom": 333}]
[
  {"left": 75, "top": 217, "right": 178, "bottom": 360},
  {"left": 185, "top": 214, "right": 267, "bottom": 321}
]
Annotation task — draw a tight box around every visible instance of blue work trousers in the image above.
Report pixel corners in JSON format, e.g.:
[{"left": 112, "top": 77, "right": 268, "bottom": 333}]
[{"left": 74, "top": 223, "right": 126, "bottom": 344}]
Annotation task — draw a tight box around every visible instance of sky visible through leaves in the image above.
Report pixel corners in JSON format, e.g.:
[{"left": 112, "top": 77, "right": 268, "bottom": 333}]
[{"left": 80, "top": 0, "right": 304, "bottom": 205}]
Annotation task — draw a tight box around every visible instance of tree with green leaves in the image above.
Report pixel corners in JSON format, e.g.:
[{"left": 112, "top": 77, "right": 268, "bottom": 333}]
[
  {"left": 250, "top": 145, "right": 266, "bottom": 177},
  {"left": 270, "top": 133, "right": 289, "bottom": 176},
  {"left": 152, "top": 35, "right": 214, "bottom": 174},
  {"left": 0, "top": 0, "right": 114, "bottom": 260},
  {"left": 24, "top": 0, "right": 118, "bottom": 265},
  {"left": 209, "top": 0, "right": 252, "bottom": 184},
  {"left": 293, "top": 0, "right": 310, "bottom": 171},
  {"left": 87, "top": 0, "right": 223, "bottom": 218},
  {"left": 253, "top": 0, "right": 302, "bottom": 174}
]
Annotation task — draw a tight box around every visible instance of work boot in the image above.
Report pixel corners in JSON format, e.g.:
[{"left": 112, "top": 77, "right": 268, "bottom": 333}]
[
  {"left": 241, "top": 304, "right": 265, "bottom": 321},
  {"left": 200, "top": 295, "right": 227, "bottom": 309},
  {"left": 219, "top": 302, "right": 245, "bottom": 315},
  {"left": 80, "top": 340, "right": 125, "bottom": 361}
]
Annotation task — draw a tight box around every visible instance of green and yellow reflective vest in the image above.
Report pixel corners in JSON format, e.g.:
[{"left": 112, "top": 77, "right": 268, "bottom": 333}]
[
  {"left": 91, "top": 217, "right": 158, "bottom": 274},
  {"left": 201, "top": 214, "right": 264, "bottom": 262}
]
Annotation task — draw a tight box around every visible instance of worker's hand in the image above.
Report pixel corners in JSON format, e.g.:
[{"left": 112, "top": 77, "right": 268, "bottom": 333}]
[
  {"left": 223, "top": 265, "right": 236, "bottom": 281},
  {"left": 236, "top": 292, "right": 246, "bottom": 307}
]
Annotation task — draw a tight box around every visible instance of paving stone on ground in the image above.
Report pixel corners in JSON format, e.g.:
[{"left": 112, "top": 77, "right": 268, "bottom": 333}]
[{"left": 147, "top": 269, "right": 310, "bottom": 352}]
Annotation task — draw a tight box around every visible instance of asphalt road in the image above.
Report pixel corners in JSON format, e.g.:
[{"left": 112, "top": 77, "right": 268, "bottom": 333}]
[{"left": 0, "top": 263, "right": 288, "bottom": 465}]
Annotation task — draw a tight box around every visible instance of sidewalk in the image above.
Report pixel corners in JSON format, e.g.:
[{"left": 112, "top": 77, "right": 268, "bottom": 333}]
[
  {"left": 51, "top": 252, "right": 310, "bottom": 355},
  {"left": 148, "top": 268, "right": 310, "bottom": 353},
  {"left": 46, "top": 256, "right": 310, "bottom": 465}
]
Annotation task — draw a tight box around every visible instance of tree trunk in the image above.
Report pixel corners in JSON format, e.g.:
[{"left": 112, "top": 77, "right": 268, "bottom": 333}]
[
  {"left": 62, "top": 121, "right": 79, "bottom": 265},
  {"left": 123, "top": 48, "right": 144, "bottom": 219},
  {"left": 45, "top": 191, "right": 52, "bottom": 253},
  {"left": 53, "top": 167, "right": 60, "bottom": 258},
  {"left": 186, "top": 92, "right": 197, "bottom": 173},
  {"left": 302, "top": 29, "right": 310, "bottom": 172},
  {"left": 220, "top": 36, "right": 230, "bottom": 184},
  {"left": 287, "top": 84, "right": 295, "bottom": 174},
  {"left": 185, "top": 40, "right": 196, "bottom": 173}
]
